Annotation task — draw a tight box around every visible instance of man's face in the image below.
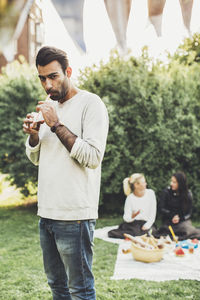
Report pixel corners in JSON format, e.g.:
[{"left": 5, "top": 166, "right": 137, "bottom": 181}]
[{"left": 37, "top": 60, "right": 69, "bottom": 102}]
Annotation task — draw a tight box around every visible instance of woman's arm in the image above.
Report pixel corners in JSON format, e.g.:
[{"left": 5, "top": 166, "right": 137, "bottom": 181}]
[
  {"left": 142, "top": 190, "right": 157, "bottom": 230},
  {"left": 123, "top": 195, "right": 138, "bottom": 223},
  {"left": 184, "top": 191, "right": 193, "bottom": 220},
  {"left": 159, "top": 188, "right": 172, "bottom": 219}
]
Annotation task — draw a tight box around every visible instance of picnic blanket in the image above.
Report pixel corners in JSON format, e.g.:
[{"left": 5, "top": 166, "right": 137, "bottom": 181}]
[{"left": 94, "top": 226, "right": 200, "bottom": 281}]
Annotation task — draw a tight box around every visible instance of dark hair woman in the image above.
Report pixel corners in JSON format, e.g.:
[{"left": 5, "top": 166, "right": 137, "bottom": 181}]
[{"left": 155, "top": 172, "right": 200, "bottom": 240}]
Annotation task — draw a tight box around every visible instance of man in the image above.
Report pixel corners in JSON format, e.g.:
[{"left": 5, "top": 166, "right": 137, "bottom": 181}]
[{"left": 23, "top": 46, "right": 109, "bottom": 300}]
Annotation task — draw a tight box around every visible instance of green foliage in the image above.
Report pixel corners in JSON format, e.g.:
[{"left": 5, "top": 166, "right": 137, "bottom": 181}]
[
  {"left": 78, "top": 50, "right": 200, "bottom": 217},
  {"left": 0, "top": 58, "right": 45, "bottom": 195},
  {"left": 172, "top": 32, "right": 200, "bottom": 65}
]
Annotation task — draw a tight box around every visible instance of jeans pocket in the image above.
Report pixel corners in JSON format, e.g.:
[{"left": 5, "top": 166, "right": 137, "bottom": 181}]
[
  {"left": 88, "top": 220, "right": 96, "bottom": 245},
  {"left": 39, "top": 217, "right": 45, "bottom": 228}
]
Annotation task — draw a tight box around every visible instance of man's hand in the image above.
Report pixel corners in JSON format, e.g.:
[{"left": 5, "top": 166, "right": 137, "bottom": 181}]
[
  {"left": 37, "top": 101, "right": 58, "bottom": 127},
  {"left": 23, "top": 113, "right": 42, "bottom": 134},
  {"left": 172, "top": 214, "right": 180, "bottom": 224},
  {"left": 131, "top": 210, "right": 140, "bottom": 219},
  {"left": 23, "top": 113, "right": 41, "bottom": 147}
]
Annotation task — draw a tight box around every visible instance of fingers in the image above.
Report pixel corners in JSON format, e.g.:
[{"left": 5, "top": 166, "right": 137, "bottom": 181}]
[
  {"left": 23, "top": 123, "right": 39, "bottom": 134},
  {"left": 142, "top": 226, "right": 147, "bottom": 231},
  {"left": 134, "top": 210, "right": 140, "bottom": 217},
  {"left": 23, "top": 115, "right": 33, "bottom": 130},
  {"left": 23, "top": 120, "right": 40, "bottom": 132},
  {"left": 36, "top": 102, "right": 52, "bottom": 113},
  {"left": 23, "top": 113, "right": 41, "bottom": 134}
]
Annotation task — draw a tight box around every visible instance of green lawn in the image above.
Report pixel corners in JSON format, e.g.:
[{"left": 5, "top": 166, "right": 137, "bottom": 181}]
[{"left": 0, "top": 205, "right": 199, "bottom": 300}]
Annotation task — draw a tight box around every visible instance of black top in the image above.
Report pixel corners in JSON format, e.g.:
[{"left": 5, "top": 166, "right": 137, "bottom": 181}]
[{"left": 159, "top": 187, "right": 192, "bottom": 224}]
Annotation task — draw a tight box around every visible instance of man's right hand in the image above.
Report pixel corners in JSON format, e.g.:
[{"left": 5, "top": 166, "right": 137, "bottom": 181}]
[{"left": 23, "top": 113, "right": 41, "bottom": 146}]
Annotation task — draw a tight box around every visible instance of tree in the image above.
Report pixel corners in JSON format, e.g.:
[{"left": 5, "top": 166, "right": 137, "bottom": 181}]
[{"left": 0, "top": 58, "right": 45, "bottom": 196}]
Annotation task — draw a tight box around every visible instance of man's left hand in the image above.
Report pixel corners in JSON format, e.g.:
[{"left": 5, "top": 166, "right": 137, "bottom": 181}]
[{"left": 37, "top": 101, "right": 58, "bottom": 127}]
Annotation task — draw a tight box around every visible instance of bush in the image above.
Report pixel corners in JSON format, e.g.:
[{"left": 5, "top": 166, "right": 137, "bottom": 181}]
[
  {"left": 78, "top": 50, "right": 200, "bottom": 218},
  {"left": 0, "top": 57, "right": 45, "bottom": 196},
  {"left": 172, "top": 32, "right": 200, "bottom": 65}
]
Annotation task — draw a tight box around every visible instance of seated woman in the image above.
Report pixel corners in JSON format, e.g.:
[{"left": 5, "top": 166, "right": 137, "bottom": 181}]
[
  {"left": 155, "top": 172, "right": 200, "bottom": 241},
  {"left": 108, "top": 173, "right": 157, "bottom": 239}
]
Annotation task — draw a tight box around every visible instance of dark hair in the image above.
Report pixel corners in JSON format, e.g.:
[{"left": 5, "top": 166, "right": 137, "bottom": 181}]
[
  {"left": 35, "top": 46, "right": 69, "bottom": 74},
  {"left": 172, "top": 171, "right": 189, "bottom": 212}
]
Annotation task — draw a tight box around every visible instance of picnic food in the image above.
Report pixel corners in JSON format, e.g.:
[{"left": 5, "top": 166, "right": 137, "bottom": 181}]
[
  {"left": 124, "top": 233, "right": 164, "bottom": 249},
  {"left": 159, "top": 235, "right": 173, "bottom": 245},
  {"left": 122, "top": 248, "right": 132, "bottom": 254},
  {"left": 175, "top": 246, "right": 185, "bottom": 257},
  {"left": 188, "top": 246, "right": 194, "bottom": 254},
  {"left": 191, "top": 239, "right": 199, "bottom": 244},
  {"left": 124, "top": 233, "right": 165, "bottom": 263}
]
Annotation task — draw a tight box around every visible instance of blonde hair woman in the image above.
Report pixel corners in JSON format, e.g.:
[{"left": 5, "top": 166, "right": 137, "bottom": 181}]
[{"left": 108, "top": 173, "right": 157, "bottom": 239}]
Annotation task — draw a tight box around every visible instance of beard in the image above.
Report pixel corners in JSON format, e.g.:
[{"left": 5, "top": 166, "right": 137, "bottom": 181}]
[{"left": 48, "top": 80, "right": 68, "bottom": 102}]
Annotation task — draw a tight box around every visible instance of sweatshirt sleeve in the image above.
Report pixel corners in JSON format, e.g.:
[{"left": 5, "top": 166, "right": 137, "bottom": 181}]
[
  {"left": 184, "top": 190, "right": 193, "bottom": 220},
  {"left": 123, "top": 196, "right": 134, "bottom": 223},
  {"left": 159, "top": 188, "right": 171, "bottom": 219},
  {"left": 25, "top": 136, "right": 41, "bottom": 166},
  {"left": 70, "top": 97, "right": 109, "bottom": 169},
  {"left": 143, "top": 190, "right": 157, "bottom": 229}
]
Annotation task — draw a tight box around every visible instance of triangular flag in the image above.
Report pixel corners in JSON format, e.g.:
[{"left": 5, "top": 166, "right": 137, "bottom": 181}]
[
  {"left": 51, "top": 0, "right": 86, "bottom": 52},
  {"left": 104, "top": 0, "right": 132, "bottom": 53},
  {"left": 148, "top": 0, "right": 166, "bottom": 37},
  {"left": 179, "top": 0, "right": 194, "bottom": 34}
]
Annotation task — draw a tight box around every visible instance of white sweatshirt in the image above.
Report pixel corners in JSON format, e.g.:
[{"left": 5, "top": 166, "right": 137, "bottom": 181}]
[
  {"left": 26, "top": 90, "right": 109, "bottom": 220},
  {"left": 123, "top": 189, "right": 157, "bottom": 229}
]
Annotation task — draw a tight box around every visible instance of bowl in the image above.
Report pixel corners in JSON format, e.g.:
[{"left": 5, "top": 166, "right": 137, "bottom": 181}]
[{"left": 131, "top": 242, "right": 164, "bottom": 263}]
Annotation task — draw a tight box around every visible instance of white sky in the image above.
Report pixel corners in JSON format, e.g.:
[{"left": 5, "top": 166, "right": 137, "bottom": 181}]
[{"left": 42, "top": 0, "right": 200, "bottom": 78}]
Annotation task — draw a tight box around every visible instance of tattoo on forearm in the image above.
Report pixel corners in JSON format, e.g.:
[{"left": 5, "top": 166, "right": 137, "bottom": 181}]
[{"left": 55, "top": 126, "right": 77, "bottom": 152}]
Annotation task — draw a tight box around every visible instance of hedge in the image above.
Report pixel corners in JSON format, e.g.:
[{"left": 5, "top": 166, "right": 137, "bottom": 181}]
[{"left": 78, "top": 50, "right": 200, "bottom": 217}]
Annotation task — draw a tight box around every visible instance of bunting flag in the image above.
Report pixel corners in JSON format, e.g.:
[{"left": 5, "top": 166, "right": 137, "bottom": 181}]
[
  {"left": 179, "top": 0, "right": 194, "bottom": 34},
  {"left": 104, "top": 0, "right": 132, "bottom": 53},
  {"left": 51, "top": 0, "right": 86, "bottom": 52},
  {"left": 148, "top": 0, "right": 166, "bottom": 37}
]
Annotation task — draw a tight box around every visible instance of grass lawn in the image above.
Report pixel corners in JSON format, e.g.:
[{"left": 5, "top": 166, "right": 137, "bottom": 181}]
[{"left": 0, "top": 204, "right": 200, "bottom": 300}]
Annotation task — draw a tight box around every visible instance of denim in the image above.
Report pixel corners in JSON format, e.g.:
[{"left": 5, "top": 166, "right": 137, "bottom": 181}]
[{"left": 39, "top": 218, "right": 96, "bottom": 300}]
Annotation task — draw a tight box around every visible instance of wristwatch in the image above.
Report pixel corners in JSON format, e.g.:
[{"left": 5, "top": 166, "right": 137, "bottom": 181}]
[{"left": 50, "top": 121, "right": 64, "bottom": 133}]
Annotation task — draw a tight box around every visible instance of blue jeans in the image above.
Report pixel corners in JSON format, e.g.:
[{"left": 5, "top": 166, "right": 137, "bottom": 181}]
[{"left": 39, "top": 218, "right": 96, "bottom": 300}]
